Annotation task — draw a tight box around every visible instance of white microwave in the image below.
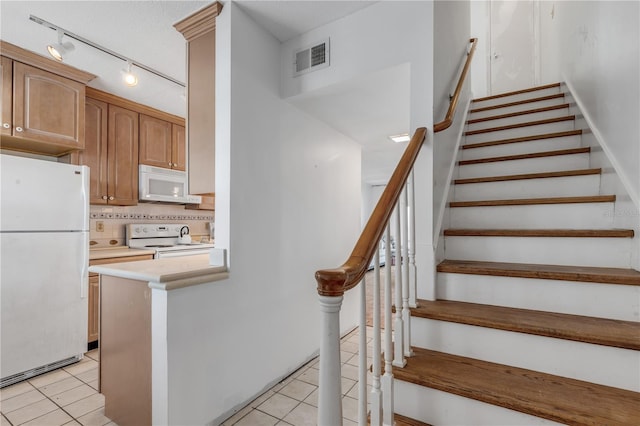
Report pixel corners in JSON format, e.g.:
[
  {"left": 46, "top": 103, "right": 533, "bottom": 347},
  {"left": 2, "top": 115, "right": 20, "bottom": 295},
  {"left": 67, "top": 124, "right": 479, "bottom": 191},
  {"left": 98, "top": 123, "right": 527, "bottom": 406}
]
[{"left": 139, "top": 165, "right": 202, "bottom": 204}]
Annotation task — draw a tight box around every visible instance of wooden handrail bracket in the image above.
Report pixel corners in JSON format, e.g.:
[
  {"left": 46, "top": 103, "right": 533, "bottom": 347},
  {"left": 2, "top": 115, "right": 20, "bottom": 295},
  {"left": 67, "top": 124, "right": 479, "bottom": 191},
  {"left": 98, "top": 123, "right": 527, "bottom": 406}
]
[
  {"left": 316, "top": 127, "right": 427, "bottom": 297},
  {"left": 434, "top": 38, "right": 478, "bottom": 133}
]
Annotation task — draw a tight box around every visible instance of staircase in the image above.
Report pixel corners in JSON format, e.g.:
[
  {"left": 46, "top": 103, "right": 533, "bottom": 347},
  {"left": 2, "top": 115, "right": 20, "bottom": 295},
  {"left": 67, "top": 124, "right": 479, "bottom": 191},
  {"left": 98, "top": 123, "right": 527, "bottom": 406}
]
[{"left": 393, "top": 83, "right": 640, "bottom": 425}]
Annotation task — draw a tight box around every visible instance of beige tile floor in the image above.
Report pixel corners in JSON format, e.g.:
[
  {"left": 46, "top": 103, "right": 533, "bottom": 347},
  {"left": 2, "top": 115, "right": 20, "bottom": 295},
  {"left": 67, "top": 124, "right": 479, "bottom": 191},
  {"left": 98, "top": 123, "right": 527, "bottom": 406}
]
[{"left": 0, "top": 327, "right": 372, "bottom": 426}]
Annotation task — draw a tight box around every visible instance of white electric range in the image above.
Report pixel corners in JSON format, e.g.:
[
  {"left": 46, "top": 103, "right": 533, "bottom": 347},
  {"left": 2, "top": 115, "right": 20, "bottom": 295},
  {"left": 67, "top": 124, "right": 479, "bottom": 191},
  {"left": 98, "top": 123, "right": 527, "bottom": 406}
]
[{"left": 126, "top": 223, "right": 214, "bottom": 259}]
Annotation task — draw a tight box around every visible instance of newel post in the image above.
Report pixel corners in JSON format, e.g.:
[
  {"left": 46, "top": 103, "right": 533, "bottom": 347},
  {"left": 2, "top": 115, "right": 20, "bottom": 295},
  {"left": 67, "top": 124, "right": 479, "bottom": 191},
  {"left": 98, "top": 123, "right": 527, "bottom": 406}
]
[{"left": 318, "top": 294, "right": 344, "bottom": 426}]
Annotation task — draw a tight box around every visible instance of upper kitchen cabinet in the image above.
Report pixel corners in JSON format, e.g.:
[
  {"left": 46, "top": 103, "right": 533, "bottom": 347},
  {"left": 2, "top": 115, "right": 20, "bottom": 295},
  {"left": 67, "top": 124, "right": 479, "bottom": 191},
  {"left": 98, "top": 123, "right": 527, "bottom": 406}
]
[
  {"left": 77, "top": 92, "right": 138, "bottom": 206},
  {"left": 139, "top": 114, "right": 186, "bottom": 171},
  {"left": 79, "top": 87, "right": 185, "bottom": 205},
  {"left": 174, "top": 2, "right": 222, "bottom": 195},
  {"left": 0, "top": 41, "right": 96, "bottom": 156}
]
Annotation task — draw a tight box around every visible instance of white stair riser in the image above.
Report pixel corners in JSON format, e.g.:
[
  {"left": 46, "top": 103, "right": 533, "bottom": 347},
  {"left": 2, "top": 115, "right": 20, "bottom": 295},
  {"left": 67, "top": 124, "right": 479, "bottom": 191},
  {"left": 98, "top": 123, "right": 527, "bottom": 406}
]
[
  {"left": 444, "top": 236, "right": 632, "bottom": 268},
  {"left": 465, "top": 120, "right": 575, "bottom": 144},
  {"left": 458, "top": 153, "right": 590, "bottom": 179},
  {"left": 453, "top": 174, "right": 601, "bottom": 201},
  {"left": 395, "top": 380, "right": 564, "bottom": 426},
  {"left": 469, "top": 97, "right": 566, "bottom": 120},
  {"left": 411, "top": 318, "right": 640, "bottom": 391},
  {"left": 437, "top": 273, "right": 640, "bottom": 322},
  {"left": 461, "top": 135, "right": 582, "bottom": 161},
  {"left": 449, "top": 202, "right": 614, "bottom": 229},
  {"left": 471, "top": 86, "right": 562, "bottom": 109},
  {"left": 466, "top": 107, "right": 570, "bottom": 132}
]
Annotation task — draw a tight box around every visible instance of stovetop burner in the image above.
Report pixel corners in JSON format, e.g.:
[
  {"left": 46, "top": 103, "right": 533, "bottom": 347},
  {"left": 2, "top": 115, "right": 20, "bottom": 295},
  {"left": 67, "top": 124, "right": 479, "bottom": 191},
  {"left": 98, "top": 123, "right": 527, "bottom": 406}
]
[{"left": 144, "top": 244, "right": 175, "bottom": 248}]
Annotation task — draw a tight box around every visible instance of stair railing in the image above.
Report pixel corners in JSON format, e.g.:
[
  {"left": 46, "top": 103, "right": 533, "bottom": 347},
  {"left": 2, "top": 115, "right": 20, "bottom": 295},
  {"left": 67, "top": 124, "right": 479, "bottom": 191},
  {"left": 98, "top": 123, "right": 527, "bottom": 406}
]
[
  {"left": 434, "top": 37, "right": 478, "bottom": 133},
  {"left": 315, "top": 38, "right": 477, "bottom": 426},
  {"left": 316, "top": 127, "right": 425, "bottom": 426}
]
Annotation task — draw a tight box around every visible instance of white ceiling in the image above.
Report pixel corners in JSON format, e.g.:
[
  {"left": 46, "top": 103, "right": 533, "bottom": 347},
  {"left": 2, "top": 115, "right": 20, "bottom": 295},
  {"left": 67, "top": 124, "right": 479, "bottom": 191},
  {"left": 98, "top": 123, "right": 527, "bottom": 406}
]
[{"left": 1, "top": 0, "right": 407, "bottom": 183}]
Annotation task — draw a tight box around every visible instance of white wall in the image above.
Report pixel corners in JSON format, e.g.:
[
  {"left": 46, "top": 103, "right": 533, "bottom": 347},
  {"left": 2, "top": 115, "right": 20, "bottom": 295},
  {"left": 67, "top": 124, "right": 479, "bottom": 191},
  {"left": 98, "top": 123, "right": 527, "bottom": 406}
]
[
  {"left": 432, "top": 0, "right": 471, "bottom": 273},
  {"left": 539, "top": 0, "right": 640, "bottom": 208},
  {"left": 162, "top": 3, "right": 362, "bottom": 424},
  {"left": 470, "top": 0, "right": 490, "bottom": 98},
  {"left": 281, "top": 0, "right": 435, "bottom": 301}
]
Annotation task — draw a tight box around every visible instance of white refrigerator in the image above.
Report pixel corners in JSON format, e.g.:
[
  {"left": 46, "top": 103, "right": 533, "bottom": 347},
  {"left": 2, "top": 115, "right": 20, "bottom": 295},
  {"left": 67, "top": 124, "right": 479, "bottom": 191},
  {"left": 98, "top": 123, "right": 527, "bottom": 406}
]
[{"left": 1, "top": 154, "right": 89, "bottom": 387}]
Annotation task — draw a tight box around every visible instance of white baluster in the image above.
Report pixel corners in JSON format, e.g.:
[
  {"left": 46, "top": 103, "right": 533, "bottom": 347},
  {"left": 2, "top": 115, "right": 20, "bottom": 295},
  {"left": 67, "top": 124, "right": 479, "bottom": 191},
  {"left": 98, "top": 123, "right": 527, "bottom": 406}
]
[
  {"left": 401, "top": 186, "right": 413, "bottom": 358},
  {"left": 370, "top": 250, "right": 382, "bottom": 426},
  {"left": 393, "top": 203, "right": 406, "bottom": 368},
  {"left": 382, "top": 225, "right": 394, "bottom": 426},
  {"left": 318, "top": 295, "right": 344, "bottom": 426},
  {"left": 358, "top": 278, "right": 367, "bottom": 426},
  {"left": 408, "top": 171, "right": 418, "bottom": 308}
]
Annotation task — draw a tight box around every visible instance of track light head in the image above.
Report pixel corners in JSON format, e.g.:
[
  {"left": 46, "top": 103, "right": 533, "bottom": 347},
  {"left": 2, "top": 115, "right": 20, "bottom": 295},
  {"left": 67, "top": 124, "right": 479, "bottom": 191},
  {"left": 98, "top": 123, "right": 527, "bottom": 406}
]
[
  {"left": 121, "top": 61, "right": 138, "bottom": 87},
  {"left": 47, "top": 29, "right": 74, "bottom": 62}
]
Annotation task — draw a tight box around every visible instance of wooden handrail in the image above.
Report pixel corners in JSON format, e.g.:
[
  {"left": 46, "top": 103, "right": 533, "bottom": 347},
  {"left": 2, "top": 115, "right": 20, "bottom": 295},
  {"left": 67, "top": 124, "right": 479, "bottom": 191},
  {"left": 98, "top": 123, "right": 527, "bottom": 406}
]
[
  {"left": 316, "top": 127, "right": 427, "bottom": 297},
  {"left": 434, "top": 38, "right": 478, "bottom": 133}
]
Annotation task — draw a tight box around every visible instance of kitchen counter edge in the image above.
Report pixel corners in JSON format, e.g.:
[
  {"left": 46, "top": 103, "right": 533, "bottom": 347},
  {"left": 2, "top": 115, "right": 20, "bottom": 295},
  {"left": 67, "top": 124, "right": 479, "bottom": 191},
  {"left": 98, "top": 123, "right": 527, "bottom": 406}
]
[{"left": 88, "top": 253, "right": 228, "bottom": 291}]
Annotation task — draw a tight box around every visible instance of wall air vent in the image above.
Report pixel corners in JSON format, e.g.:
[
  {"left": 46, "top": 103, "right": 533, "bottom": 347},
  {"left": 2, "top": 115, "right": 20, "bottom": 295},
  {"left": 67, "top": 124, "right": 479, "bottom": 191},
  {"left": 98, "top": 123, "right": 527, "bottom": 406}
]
[{"left": 293, "top": 38, "right": 330, "bottom": 77}]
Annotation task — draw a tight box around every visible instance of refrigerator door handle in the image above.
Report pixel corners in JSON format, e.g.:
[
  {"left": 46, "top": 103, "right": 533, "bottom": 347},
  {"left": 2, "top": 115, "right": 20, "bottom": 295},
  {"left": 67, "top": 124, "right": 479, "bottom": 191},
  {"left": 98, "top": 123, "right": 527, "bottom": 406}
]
[{"left": 80, "top": 237, "right": 89, "bottom": 299}]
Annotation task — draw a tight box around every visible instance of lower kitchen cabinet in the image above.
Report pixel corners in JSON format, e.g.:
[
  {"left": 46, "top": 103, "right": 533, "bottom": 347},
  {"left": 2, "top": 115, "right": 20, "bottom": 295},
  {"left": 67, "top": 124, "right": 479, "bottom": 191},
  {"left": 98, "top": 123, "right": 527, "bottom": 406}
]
[
  {"left": 87, "top": 275, "right": 100, "bottom": 344},
  {"left": 88, "top": 253, "right": 154, "bottom": 348}
]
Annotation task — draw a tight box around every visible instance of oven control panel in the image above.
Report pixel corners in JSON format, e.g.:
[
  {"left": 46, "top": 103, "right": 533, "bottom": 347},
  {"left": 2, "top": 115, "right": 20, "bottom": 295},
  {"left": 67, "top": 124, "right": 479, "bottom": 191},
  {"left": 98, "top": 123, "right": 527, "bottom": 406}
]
[{"left": 127, "top": 224, "right": 188, "bottom": 239}]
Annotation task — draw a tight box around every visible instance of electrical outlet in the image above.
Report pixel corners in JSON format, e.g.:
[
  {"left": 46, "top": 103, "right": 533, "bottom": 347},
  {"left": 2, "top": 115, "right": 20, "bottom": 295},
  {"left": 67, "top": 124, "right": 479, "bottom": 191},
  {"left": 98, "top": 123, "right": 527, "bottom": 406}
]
[{"left": 96, "top": 221, "right": 104, "bottom": 232}]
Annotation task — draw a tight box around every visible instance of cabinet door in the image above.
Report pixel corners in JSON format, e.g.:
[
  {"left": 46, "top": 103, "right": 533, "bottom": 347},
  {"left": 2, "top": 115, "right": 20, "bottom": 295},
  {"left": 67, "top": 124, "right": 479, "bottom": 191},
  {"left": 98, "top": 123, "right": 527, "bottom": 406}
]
[
  {"left": 87, "top": 275, "right": 100, "bottom": 343},
  {"left": 1, "top": 57, "right": 11, "bottom": 136},
  {"left": 172, "top": 124, "right": 186, "bottom": 171},
  {"left": 12, "top": 62, "right": 85, "bottom": 148},
  {"left": 80, "top": 98, "right": 109, "bottom": 204},
  {"left": 107, "top": 105, "right": 138, "bottom": 205},
  {"left": 139, "top": 114, "right": 172, "bottom": 169}
]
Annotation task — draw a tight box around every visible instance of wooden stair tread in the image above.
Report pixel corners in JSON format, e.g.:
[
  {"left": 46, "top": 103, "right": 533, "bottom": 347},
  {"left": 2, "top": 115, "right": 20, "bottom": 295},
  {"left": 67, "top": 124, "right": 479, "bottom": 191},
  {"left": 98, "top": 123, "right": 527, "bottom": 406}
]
[
  {"left": 436, "top": 259, "right": 640, "bottom": 286},
  {"left": 469, "top": 93, "right": 565, "bottom": 114},
  {"left": 472, "top": 83, "right": 562, "bottom": 103},
  {"left": 455, "top": 168, "right": 601, "bottom": 185},
  {"left": 392, "top": 414, "right": 431, "bottom": 426},
  {"left": 394, "top": 347, "right": 640, "bottom": 425},
  {"left": 443, "top": 228, "right": 634, "bottom": 238},
  {"left": 462, "top": 129, "right": 583, "bottom": 150},
  {"left": 450, "top": 194, "right": 614, "bottom": 207},
  {"left": 412, "top": 299, "right": 640, "bottom": 350},
  {"left": 464, "top": 115, "right": 575, "bottom": 136},
  {"left": 467, "top": 103, "right": 570, "bottom": 124},
  {"left": 459, "top": 146, "right": 590, "bottom": 165}
]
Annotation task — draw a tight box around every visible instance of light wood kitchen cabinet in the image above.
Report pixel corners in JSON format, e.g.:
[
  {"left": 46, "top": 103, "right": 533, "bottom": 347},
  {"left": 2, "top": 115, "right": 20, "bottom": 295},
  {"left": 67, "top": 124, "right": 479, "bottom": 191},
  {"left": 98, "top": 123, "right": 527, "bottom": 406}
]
[
  {"left": 79, "top": 98, "right": 109, "bottom": 204},
  {"left": 1, "top": 56, "right": 12, "bottom": 138},
  {"left": 79, "top": 100, "right": 138, "bottom": 205},
  {"left": 88, "top": 275, "right": 100, "bottom": 344},
  {"left": 107, "top": 105, "right": 139, "bottom": 205},
  {"left": 139, "top": 114, "right": 185, "bottom": 171},
  {"left": 172, "top": 124, "right": 186, "bottom": 171},
  {"left": 88, "top": 253, "right": 154, "bottom": 347},
  {"left": 0, "top": 42, "right": 95, "bottom": 156},
  {"left": 175, "top": 2, "right": 222, "bottom": 195}
]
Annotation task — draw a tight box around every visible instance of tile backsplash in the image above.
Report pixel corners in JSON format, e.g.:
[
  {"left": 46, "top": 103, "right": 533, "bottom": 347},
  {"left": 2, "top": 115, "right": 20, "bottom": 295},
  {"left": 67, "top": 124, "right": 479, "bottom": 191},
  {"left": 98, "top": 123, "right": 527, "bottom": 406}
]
[{"left": 89, "top": 204, "right": 214, "bottom": 248}]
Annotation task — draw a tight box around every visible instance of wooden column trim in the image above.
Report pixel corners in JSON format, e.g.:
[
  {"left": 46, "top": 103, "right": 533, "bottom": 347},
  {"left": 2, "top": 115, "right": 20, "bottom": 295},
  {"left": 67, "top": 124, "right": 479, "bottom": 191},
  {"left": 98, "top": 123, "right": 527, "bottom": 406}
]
[{"left": 174, "top": 2, "right": 223, "bottom": 41}]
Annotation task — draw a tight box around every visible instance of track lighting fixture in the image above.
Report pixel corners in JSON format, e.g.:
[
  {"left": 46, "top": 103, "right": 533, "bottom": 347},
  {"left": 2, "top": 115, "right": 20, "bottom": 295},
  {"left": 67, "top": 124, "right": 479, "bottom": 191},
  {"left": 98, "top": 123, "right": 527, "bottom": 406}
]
[
  {"left": 30, "top": 15, "right": 185, "bottom": 88},
  {"left": 46, "top": 29, "right": 75, "bottom": 62},
  {"left": 122, "top": 61, "right": 139, "bottom": 87}
]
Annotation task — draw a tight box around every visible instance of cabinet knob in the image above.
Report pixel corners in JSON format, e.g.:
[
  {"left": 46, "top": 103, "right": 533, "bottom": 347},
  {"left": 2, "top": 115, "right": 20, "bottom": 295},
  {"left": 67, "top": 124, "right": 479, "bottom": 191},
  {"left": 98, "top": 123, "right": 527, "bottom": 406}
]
[
  {"left": 102, "top": 195, "right": 108, "bottom": 200},
  {"left": 2, "top": 123, "right": 9, "bottom": 129},
  {"left": 15, "top": 126, "right": 23, "bottom": 132},
  {"left": 108, "top": 196, "right": 115, "bottom": 201},
  {"left": 168, "top": 162, "right": 172, "bottom": 166}
]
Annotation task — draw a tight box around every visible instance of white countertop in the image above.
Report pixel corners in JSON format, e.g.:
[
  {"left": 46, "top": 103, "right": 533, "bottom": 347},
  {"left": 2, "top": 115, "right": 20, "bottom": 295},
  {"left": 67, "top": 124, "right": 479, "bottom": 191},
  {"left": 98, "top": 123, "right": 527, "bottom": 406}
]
[{"left": 88, "top": 251, "right": 228, "bottom": 291}]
